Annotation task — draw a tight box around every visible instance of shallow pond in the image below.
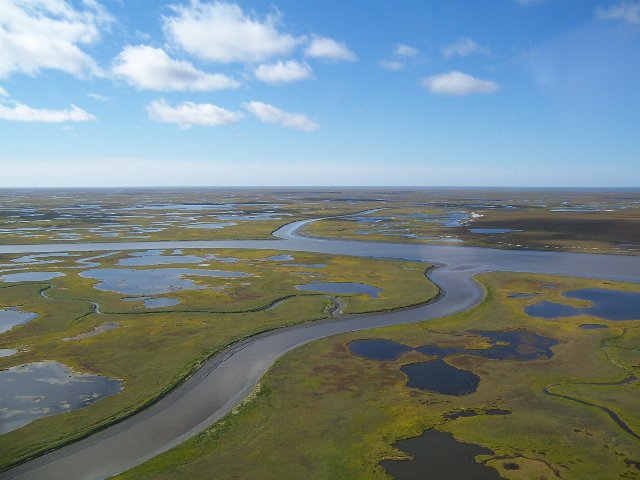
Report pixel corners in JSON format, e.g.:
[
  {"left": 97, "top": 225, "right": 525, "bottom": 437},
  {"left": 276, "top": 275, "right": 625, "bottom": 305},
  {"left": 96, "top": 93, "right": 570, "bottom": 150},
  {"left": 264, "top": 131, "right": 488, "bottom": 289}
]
[
  {"left": 0, "top": 361, "right": 123, "bottom": 434},
  {"left": 380, "top": 429, "right": 502, "bottom": 480},
  {"left": 400, "top": 359, "right": 479, "bottom": 395},
  {"left": 295, "top": 282, "right": 382, "bottom": 298},
  {"left": 526, "top": 288, "right": 640, "bottom": 320},
  {"left": 0, "top": 309, "right": 38, "bottom": 334},
  {"left": 0, "top": 349, "right": 18, "bottom": 358},
  {"left": 123, "top": 297, "right": 181, "bottom": 308},
  {"left": 0, "top": 272, "right": 65, "bottom": 282},
  {"left": 580, "top": 323, "right": 608, "bottom": 329},
  {"left": 266, "top": 254, "right": 295, "bottom": 261},
  {"left": 80, "top": 268, "right": 250, "bottom": 295}
]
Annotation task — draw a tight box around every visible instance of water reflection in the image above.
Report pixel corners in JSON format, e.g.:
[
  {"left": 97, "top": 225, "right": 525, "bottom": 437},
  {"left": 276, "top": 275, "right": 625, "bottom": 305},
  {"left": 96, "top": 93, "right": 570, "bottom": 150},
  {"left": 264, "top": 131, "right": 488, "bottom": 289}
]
[{"left": 0, "top": 361, "right": 122, "bottom": 434}]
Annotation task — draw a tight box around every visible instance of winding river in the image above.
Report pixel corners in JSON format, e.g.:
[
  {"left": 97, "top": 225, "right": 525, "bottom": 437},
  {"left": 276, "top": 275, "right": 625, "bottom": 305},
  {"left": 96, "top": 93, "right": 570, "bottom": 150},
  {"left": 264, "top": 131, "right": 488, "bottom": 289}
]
[{"left": 3, "top": 218, "right": 640, "bottom": 480}]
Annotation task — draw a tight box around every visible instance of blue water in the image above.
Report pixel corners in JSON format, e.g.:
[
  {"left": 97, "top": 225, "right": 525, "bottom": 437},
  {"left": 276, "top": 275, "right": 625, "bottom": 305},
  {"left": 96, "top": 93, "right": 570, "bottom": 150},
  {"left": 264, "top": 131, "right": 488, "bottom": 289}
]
[
  {"left": 348, "top": 339, "right": 412, "bottom": 361},
  {"left": 526, "top": 288, "right": 640, "bottom": 321}
]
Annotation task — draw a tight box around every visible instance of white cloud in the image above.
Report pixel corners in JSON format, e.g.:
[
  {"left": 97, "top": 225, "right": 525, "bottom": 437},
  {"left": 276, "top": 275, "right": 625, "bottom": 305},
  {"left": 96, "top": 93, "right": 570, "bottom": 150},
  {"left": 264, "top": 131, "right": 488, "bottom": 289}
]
[
  {"left": 0, "top": 0, "right": 111, "bottom": 78},
  {"left": 421, "top": 71, "right": 500, "bottom": 96},
  {"left": 163, "top": 1, "right": 302, "bottom": 63},
  {"left": 243, "top": 101, "right": 319, "bottom": 131},
  {"left": 596, "top": 1, "right": 640, "bottom": 25},
  {"left": 254, "top": 60, "right": 312, "bottom": 84},
  {"left": 304, "top": 36, "right": 356, "bottom": 62},
  {"left": 112, "top": 45, "right": 239, "bottom": 91},
  {"left": 394, "top": 44, "right": 418, "bottom": 57},
  {"left": 147, "top": 99, "right": 243, "bottom": 129},
  {"left": 380, "top": 60, "right": 405, "bottom": 71},
  {"left": 0, "top": 101, "right": 95, "bottom": 122},
  {"left": 87, "top": 92, "right": 110, "bottom": 102},
  {"left": 0, "top": 86, "right": 8, "bottom": 97},
  {"left": 442, "top": 37, "right": 489, "bottom": 58}
]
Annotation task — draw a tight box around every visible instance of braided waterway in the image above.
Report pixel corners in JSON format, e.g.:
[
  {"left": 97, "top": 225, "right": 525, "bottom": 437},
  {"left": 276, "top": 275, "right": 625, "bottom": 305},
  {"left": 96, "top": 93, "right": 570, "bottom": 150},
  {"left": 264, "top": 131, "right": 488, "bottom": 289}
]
[{"left": 3, "top": 217, "right": 640, "bottom": 479}]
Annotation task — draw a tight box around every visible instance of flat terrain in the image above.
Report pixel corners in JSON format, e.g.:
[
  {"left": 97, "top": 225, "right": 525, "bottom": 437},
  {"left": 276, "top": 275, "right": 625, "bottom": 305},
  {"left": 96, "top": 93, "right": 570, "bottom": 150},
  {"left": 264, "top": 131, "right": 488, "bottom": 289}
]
[
  {"left": 117, "top": 272, "right": 640, "bottom": 480},
  {"left": 0, "top": 247, "right": 436, "bottom": 470}
]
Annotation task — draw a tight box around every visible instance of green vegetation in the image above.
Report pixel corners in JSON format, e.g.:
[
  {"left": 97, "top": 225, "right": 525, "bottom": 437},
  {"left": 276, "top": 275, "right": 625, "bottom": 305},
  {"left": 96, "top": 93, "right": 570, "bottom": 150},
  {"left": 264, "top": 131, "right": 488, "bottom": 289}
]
[
  {"left": 119, "top": 272, "right": 640, "bottom": 480},
  {"left": 0, "top": 249, "right": 436, "bottom": 470}
]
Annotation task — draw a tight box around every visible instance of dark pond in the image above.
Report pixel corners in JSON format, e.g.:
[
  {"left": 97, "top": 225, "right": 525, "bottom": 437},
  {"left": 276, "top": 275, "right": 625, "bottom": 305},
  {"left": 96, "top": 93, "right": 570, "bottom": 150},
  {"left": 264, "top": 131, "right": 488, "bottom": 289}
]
[
  {"left": 0, "top": 308, "right": 38, "bottom": 334},
  {"left": 468, "top": 228, "right": 520, "bottom": 234},
  {"left": 380, "top": 429, "right": 502, "bottom": 480},
  {"left": 295, "top": 282, "right": 382, "bottom": 298},
  {"left": 349, "top": 330, "right": 557, "bottom": 365},
  {"left": 400, "top": 359, "right": 479, "bottom": 395},
  {"left": 348, "top": 339, "right": 412, "bottom": 361},
  {"left": 0, "top": 272, "right": 65, "bottom": 282},
  {"left": 80, "top": 268, "right": 250, "bottom": 295},
  {"left": 526, "top": 288, "right": 640, "bottom": 320},
  {"left": 0, "top": 361, "right": 123, "bottom": 434},
  {"left": 580, "top": 323, "right": 608, "bottom": 329},
  {"left": 507, "top": 292, "right": 538, "bottom": 298}
]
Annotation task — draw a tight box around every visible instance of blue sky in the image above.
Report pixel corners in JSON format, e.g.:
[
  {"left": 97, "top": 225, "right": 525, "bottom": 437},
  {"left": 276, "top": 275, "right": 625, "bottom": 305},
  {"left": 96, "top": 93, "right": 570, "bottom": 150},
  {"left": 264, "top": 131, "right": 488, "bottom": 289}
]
[{"left": 0, "top": 0, "right": 639, "bottom": 187}]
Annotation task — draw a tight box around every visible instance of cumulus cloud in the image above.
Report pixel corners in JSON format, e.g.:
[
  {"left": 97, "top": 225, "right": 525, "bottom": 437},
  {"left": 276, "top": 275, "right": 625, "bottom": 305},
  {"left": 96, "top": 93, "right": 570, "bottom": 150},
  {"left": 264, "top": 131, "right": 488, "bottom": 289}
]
[
  {"left": 243, "top": 101, "right": 319, "bottom": 131},
  {"left": 394, "top": 44, "right": 418, "bottom": 57},
  {"left": 254, "top": 60, "right": 312, "bottom": 84},
  {"left": 112, "top": 45, "right": 239, "bottom": 91},
  {"left": 421, "top": 71, "right": 500, "bottom": 96},
  {"left": 163, "top": 1, "right": 302, "bottom": 63},
  {"left": 0, "top": 0, "right": 111, "bottom": 78},
  {"left": 442, "top": 37, "right": 489, "bottom": 58},
  {"left": 147, "top": 99, "right": 243, "bottom": 128},
  {"left": 0, "top": 101, "right": 95, "bottom": 122},
  {"left": 597, "top": 1, "right": 640, "bottom": 25},
  {"left": 304, "top": 36, "right": 356, "bottom": 61}
]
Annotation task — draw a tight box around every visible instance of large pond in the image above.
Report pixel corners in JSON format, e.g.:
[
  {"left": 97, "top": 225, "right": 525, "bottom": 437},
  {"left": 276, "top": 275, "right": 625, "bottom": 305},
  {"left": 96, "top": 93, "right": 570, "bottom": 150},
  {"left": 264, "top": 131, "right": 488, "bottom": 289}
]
[
  {"left": 380, "top": 429, "right": 502, "bottom": 480},
  {"left": 296, "top": 282, "right": 382, "bottom": 298},
  {"left": 0, "top": 308, "right": 38, "bottom": 334},
  {"left": 0, "top": 361, "right": 123, "bottom": 434},
  {"left": 349, "top": 329, "right": 557, "bottom": 363},
  {"left": 526, "top": 288, "right": 640, "bottom": 321},
  {"left": 79, "top": 268, "right": 250, "bottom": 295},
  {"left": 0, "top": 272, "right": 65, "bottom": 282}
]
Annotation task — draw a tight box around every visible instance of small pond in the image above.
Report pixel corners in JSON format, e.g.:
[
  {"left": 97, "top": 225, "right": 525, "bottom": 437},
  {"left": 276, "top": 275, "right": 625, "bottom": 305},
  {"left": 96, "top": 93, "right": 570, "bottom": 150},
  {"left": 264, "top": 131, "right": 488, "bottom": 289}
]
[
  {"left": 400, "top": 360, "right": 479, "bottom": 395},
  {"left": 0, "top": 361, "right": 123, "bottom": 434},
  {"left": 123, "top": 297, "right": 181, "bottom": 308},
  {"left": 526, "top": 288, "right": 640, "bottom": 321},
  {"left": 0, "top": 272, "right": 65, "bottom": 282},
  {"left": 380, "top": 429, "right": 502, "bottom": 480},
  {"left": 0, "top": 349, "right": 18, "bottom": 358},
  {"left": 80, "top": 268, "right": 250, "bottom": 295},
  {"left": 296, "top": 282, "right": 382, "bottom": 298},
  {"left": 579, "top": 323, "right": 608, "bottom": 330},
  {"left": 267, "top": 254, "right": 295, "bottom": 261},
  {"left": 0, "top": 309, "right": 38, "bottom": 334}
]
